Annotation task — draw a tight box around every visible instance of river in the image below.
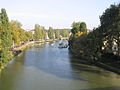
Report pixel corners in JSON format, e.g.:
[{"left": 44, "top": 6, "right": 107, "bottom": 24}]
[{"left": 0, "top": 40, "right": 120, "bottom": 90}]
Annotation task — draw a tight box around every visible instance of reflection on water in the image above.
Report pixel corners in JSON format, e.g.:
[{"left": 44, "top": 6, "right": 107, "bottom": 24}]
[{"left": 0, "top": 40, "right": 120, "bottom": 90}]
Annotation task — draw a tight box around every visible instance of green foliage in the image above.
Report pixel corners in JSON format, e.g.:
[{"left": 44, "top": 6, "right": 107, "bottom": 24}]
[
  {"left": 0, "top": 16, "right": 34, "bottom": 68},
  {"left": 71, "top": 22, "right": 81, "bottom": 34},
  {"left": 34, "top": 24, "right": 46, "bottom": 40},
  {"left": 48, "top": 27, "right": 54, "bottom": 39},
  {"left": 69, "top": 27, "right": 103, "bottom": 61},
  {"left": 25, "top": 31, "right": 33, "bottom": 41},
  {"left": 0, "top": 8, "right": 12, "bottom": 66},
  {"left": 54, "top": 29, "right": 60, "bottom": 39},
  {"left": 71, "top": 21, "right": 87, "bottom": 36},
  {"left": 0, "top": 9, "right": 12, "bottom": 48},
  {"left": 10, "top": 21, "right": 20, "bottom": 44},
  {"left": 34, "top": 24, "right": 40, "bottom": 40},
  {"left": 10, "top": 21, "right": 29, "bottom": 45},
  {"left": 0, "top": 22, "right": 2, "bottom": 50},
  {"left": 69, "top": 3, "right": 120, "bottom": 63},
  {"left": 61, "top": 29, "right": 70, "bottom": 37},
  {"left": 80, "top": 22, "right": 87, "bottom": 33},
  {"left": 19, "top": 28, "right": 28, "bottom": 42},
  {"left": 41, "top": 27, "right": 46, "bottom": 39},
  {"left": 99, "top": 4, "right": 120, "bottom": 55}
]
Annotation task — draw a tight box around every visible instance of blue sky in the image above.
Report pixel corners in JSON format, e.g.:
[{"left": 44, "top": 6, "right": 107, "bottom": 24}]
[{"left": 0, "top": 0, "right": 119, "bottom": 30}]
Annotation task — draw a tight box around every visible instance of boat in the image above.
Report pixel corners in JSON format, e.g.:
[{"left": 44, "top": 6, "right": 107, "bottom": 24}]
[{"left": 58, "top": 42, "right": 68, "bottom": 48}]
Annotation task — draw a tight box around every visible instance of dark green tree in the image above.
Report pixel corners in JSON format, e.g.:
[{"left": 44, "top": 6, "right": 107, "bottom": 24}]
[
  {"left": 0, "top": 8, "right": 12, "bottom": 65},
  {"left": 80, "top": 22, "right": 87, "bottom": 33},
  {"left": 71, "top": 22, "right": 81, "bottom": 34},
  {"left": 69, "top": 3, "right": 120, "bottom": 63},
  {"left": 100, "top": 4, "right": 120, "bottom": 55}
]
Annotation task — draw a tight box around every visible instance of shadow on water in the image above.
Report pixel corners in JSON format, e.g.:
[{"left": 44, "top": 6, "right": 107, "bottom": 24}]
[
  {"left": 80, "top": 86, "right": 120, "bottom": 90},
  {"left": 16, "top": 41, "right": 118, "bottom": 81},
  {"left": 1, "top": 41, "right": 120, "bottom": 90},
  {"left": 22, "top": 42, "right": 87, "bottom": 81},
  {"left": 13, "top": 41, "right": 84, "bottom": 80},
  {"left": 69, "top": 54, "right": 115, "bottom": 78}
]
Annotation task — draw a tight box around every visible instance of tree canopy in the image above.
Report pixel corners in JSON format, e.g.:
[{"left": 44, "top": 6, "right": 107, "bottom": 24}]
[
  {"left": 0, "top": 8, "right": 12, "bottom": 65},
  {"left": 69, "top": 3, "right": 120, "bottom": 62},
  {"left": 54, "top": 29, "right": 60, "bottom": 39},
  {"left": 48, "top": 27, "right": 54, "bottom": 39},
  {"left": 34, "top": 24, "right": 46, "bottom": 40},
  {"left": 80, "top": 22, "right": 87, "bottom": 33}
]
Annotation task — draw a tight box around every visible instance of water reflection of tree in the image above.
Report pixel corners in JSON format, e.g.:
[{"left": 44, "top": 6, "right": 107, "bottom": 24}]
[
  {"left": 0, "top": 52, "right": 26, "bottom": 90},
  {"left": 69, "top": 51, "right": 120, "bottom": 89}
]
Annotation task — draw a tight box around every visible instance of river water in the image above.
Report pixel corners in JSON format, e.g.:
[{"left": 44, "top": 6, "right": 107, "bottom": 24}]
[{"left": 0, "top": 41, "right": 120, "bottom": 90}]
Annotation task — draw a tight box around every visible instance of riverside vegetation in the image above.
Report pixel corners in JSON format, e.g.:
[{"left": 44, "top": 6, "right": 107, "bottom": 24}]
[
  {"left": 0, "top": 9, "right": 70, "bottom": 71},
  {"left": 69, "top": 4, "right": 120, "bottom": 73},
  {"left": 1, "top": 3, "right": 120, "bottom": 74}
]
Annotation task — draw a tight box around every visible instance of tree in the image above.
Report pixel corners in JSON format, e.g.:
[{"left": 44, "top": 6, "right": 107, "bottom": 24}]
[
  {"left": 40, "top": 26, "right": 46, "bottom": 39},
  {"left": 80, "top": 22, "right": 87, "bottom": 33},
  {"left": 0, "top": 9, "right": 12, "bottom": 48},
  {"left": 10, "top": 20, "right": 28, "bottom": 45},
  {"left": 0, "top": 22, "right": 2, "bottom": 51},
  {"left": 61, "top": 29, "right": 70, "bottom": 37},
  {"left": 55, "top": 29, "right": 60, "bottom": 39},
  {"left": 34, "top": 24, "right": 46, "bottom": 40},
  {"left": 19, "top": 28, "right": 27, "bottom": 42},
  {"left": 25, "top": 31, "right": 33, "bottom": 41},
  {"left": 71, "top": 22, "right": 81, "bottom": 34},
  {"left": 69, "top": 3, "right": 120, "bottom": 63},
  {"left": 71, "top": 22, "right": 87, "bottom": 37},
  {"left": 10, "top": 21, "right": 20, "bottom": 45},
  {"left": 34, "top": 24, "right": 40, "bottom": 40},
  {"left": 99, "top": 4, "right": 120, "bottom": 55},
  {"left": 48, "top": 27, "right": 54, "bottom": 39},
  {"left": 0, "top": 8, "right": 12, "bottom": 65}
]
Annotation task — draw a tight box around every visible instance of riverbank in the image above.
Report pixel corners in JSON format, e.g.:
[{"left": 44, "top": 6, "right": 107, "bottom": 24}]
[
  {"left": 0, "top": 39, "right": 60, "bottom": 72},
  {"left": 70, "top": 51, "right": 120, "bottom": 74}
]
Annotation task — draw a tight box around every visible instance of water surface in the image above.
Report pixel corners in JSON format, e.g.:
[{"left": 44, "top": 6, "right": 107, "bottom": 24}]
[{"left": 0, "top": 41, "right": 120, "bottom": 90}]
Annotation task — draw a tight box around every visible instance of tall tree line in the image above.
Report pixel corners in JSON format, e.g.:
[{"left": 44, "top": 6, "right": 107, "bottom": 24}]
[
  {"left": 10, "top": 20, "right": 33, "bottom": 45},
  {"left": 0, "top": 9, "right": 34, "bottom": 69},
  {"left": 47, "top": 27, "right": 70, "bottom": 40}
]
